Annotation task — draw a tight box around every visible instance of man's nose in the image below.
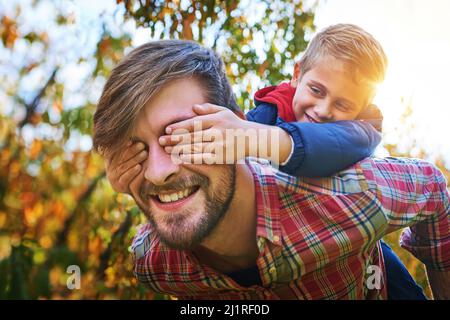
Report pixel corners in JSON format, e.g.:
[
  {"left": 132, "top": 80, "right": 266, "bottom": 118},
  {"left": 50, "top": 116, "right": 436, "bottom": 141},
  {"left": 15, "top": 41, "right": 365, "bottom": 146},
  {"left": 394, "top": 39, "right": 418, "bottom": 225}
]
[
  {"left": 314, "top": 101, "right": 333, "bottom": 121},
  {"left": 143, "top": 143, "right": 180, "bottom": 186}
]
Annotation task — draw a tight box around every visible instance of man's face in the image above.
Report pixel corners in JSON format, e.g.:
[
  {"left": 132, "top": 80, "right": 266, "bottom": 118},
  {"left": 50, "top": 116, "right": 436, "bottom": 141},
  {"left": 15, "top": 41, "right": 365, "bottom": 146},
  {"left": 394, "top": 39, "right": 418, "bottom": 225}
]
[
  {"left": 291, "top": 56, "right": 374, "bottom": 123},
  {"left": 128, "top": 78, "right": 236, "bottom": 250}
]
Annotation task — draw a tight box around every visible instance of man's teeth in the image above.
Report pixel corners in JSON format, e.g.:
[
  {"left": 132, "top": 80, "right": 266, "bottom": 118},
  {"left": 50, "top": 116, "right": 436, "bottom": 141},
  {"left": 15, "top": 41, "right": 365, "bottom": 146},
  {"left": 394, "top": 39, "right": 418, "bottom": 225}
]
[{"left": 157, "top": 188, "right": 194, "bottom": 203}]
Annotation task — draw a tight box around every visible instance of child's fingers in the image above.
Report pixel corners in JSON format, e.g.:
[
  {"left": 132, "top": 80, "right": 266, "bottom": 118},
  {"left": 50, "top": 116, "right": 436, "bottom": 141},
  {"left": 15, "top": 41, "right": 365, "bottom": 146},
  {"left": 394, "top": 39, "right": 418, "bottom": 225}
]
[
  {"left": 159, "top": 132, "right": 213, "bottom": 147},
  {"left": 165, "top": 142, "right": 217, "bottom": 155},
  {"left": 192, "top": 103, "right": 227, "bottom": 115},
  {"left": 118, "top": 163, "right": 142, "bottom": 187},
  {"left": 165, "top": 114, "right": 216, "bottom": 134},
  {"left": 117, "top": 149, "right": 148, "bottom": 174},
  {"left": 120, "top": 142, "right": 147, "bottom": 163},
  {"left": 105, "top": 156, "right": 112, "bottom": 170},
  {"left": 178, "top": 153, "right": 217, "bottom": 165},
  {"left": 111, "top": 142, "right": 146, "bottom": 168}
]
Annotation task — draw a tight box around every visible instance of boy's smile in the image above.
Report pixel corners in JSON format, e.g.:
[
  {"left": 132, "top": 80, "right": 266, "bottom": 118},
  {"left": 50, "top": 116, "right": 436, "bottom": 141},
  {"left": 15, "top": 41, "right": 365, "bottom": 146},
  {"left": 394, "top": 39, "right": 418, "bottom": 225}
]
[{"left": 290, "top": 56, "right": 374, "bottom": 123}]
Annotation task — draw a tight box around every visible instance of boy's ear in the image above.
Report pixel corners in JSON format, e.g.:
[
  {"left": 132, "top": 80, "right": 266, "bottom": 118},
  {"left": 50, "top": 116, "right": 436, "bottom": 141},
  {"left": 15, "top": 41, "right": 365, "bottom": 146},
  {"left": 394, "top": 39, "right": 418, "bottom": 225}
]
[{"left": 290, "top": 61, "right": 302, "bottom": 88}]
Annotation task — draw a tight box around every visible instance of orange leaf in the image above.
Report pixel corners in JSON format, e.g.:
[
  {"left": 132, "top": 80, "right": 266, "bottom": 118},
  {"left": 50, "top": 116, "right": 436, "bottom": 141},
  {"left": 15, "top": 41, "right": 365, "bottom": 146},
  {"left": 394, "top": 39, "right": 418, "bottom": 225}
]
[
  {"left": 29, "top": 140, "right": 42, "bottom": 160},
  {"left": 53, "top": 100, "right": 63, "bottom": 113},
  {"left": 1, "top": 16, "right": 18, "bottom": 48}
]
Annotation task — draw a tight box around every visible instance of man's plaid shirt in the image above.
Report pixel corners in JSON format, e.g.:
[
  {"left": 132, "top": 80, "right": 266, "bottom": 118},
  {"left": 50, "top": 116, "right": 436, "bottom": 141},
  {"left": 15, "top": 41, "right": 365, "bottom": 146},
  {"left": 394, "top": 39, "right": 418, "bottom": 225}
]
[{"left": 131, "top": 157, "right": 450, "bottom": 299}]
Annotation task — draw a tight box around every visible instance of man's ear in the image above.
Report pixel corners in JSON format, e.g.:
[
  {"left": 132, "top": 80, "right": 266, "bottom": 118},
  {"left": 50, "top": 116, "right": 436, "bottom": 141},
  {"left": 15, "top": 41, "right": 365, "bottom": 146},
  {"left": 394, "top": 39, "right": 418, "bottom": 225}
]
[{"left": 290, "top": 61, "right": 302, "bottom": 88}]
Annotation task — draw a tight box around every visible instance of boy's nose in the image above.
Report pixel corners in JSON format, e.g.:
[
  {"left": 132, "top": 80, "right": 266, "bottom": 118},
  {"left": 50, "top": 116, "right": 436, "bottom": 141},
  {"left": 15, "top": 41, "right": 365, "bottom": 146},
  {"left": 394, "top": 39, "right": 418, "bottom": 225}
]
[
  {"left": 314, "top": 102, "right": 333, "bottom": 121},
  {"left": 143, "top": 143, "right": 180, "bottom": 186}
]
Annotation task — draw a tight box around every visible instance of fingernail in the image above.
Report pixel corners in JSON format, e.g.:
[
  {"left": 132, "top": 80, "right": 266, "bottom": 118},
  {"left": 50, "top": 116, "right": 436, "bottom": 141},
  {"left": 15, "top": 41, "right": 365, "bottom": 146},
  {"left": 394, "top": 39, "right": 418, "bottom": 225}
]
[
  {"left": 159, "top": 137, "right": 166, "bottom": 145},
  {"left": 165, "top": 127, "right": 172, "bottom": 134}
]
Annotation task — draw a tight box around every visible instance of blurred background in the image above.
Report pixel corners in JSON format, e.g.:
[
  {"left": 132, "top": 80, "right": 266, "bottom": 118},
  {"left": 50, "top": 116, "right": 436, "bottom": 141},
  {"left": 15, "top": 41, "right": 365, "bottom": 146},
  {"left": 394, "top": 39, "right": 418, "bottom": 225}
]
[{"left": 0, "top": 0, "right": 449, "bottom": 299}]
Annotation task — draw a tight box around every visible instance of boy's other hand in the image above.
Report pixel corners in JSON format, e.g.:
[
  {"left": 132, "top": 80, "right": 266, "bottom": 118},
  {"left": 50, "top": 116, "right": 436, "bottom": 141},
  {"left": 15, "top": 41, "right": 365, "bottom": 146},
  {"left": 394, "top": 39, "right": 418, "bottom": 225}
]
[
  {"left": 357, "top": 103, "right": 383, "bottom": 132},
  {"left": 104, "top": 141, "right": 148, "bottom": 194}
]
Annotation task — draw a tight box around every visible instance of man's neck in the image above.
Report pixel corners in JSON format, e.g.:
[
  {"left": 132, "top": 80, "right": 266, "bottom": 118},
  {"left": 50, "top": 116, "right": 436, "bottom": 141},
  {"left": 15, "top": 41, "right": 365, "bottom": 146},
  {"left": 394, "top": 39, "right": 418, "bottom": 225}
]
[{"left": 193, "top": 163, "right": 259, "bottom": 272}]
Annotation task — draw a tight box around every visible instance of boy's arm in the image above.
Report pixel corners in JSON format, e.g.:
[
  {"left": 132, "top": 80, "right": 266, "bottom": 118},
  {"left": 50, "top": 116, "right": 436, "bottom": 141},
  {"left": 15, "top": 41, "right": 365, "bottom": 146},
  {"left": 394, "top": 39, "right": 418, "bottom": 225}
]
[
  {"left": 159, "top": 103, "right": 380, "bottom": 177},
  {"left": 267, "top": 118, "right": 381, "bottom": 177},
  {"left": 246, "top": 103, "right": 382, "bottom": 177},
  {"left": 365, "top": 158, "right": 450, "bottom": 298}
]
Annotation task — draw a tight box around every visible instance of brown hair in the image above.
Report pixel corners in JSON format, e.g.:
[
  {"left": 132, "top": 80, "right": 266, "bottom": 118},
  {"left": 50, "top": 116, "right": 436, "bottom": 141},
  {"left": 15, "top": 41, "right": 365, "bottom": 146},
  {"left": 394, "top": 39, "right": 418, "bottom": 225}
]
[
  {"left": 299, "top": 24, "right": 388, "bottom": 86},
  {"left": 93, "top": 40, "right": 239, "bottom": 157}
]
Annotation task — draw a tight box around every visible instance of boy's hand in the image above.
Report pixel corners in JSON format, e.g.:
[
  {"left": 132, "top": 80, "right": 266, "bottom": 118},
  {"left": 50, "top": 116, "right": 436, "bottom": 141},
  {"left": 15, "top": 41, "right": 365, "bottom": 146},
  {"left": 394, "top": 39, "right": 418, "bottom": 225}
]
[
  {"left": 104, "top": 141, "right": 148, "bottom": 194},
  {"left": 159, "top": 103, "right": 250, "bottom": 164},
  {"left": 159, "top": 103, "right": 292, "bottom": 165}
]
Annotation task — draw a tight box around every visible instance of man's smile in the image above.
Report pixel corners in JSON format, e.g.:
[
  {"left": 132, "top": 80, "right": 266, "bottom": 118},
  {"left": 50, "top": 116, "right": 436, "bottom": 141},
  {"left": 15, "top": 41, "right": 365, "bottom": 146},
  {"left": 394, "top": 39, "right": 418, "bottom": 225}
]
[{"left": 147, "top": 186, "right": 201, "bottom": 211}]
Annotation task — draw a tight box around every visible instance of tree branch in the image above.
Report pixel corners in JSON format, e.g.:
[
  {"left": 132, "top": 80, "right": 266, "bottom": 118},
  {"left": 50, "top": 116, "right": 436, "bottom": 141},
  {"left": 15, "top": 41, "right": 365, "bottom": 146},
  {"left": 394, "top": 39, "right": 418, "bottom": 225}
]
[
  {"left": 55, "top": 170, "right": 106, "bottom": 246},
  {"left": 18, "top": 67, "right": 58, "bottom": 128},
  {"left": 97, "top": 209, "right": 133, "bottom": 280}
]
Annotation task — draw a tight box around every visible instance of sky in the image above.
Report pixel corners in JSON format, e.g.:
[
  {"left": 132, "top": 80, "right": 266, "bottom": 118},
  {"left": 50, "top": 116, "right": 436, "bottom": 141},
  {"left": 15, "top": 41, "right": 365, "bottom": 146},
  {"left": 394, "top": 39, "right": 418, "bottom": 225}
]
[{"left": 1, "top": 0, "right": 449, "bottom": 167}]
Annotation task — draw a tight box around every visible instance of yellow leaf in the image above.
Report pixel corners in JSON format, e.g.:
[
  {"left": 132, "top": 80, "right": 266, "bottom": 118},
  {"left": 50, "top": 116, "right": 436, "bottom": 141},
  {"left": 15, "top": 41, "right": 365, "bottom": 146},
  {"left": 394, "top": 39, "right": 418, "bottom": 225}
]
[
  {"left": 0, "top": 235, "right": 12, "bottom": 260},
  {"left": 39, "top": 235, "right": 53, "bottom": 249},
  {"left": 0, "top": 211, "right": 6, "bottom": 228},
  {"left": 24, "top": 202, "right": 44, "bottom": 227},
  {"left": 53, "top": 100, "right": 63, "bottom": 114}
]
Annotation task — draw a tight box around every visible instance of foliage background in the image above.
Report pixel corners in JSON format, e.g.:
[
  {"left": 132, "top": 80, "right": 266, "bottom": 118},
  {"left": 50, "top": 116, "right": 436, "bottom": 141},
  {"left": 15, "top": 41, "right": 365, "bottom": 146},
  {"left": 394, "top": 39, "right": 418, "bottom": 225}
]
[{"left": 0, "top": 0, "right": 448, "bottom": 299}]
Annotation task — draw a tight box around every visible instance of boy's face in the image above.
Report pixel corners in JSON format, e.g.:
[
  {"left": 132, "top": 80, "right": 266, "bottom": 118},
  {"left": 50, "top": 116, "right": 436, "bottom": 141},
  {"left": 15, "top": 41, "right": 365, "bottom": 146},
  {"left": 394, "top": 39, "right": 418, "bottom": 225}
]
[{"left": 290, "top": 56, "right": 374, "bottom": 123}]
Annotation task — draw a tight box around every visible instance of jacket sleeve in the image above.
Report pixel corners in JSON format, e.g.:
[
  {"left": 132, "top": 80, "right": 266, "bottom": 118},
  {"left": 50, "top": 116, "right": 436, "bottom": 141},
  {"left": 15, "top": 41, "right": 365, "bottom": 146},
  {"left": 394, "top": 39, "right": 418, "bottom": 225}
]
[
  {"left": 245, "top": 103, "right": 279, "bottom": 125},
  {"left": 276, "top": 120, "right": 381, "bottom": 177}
]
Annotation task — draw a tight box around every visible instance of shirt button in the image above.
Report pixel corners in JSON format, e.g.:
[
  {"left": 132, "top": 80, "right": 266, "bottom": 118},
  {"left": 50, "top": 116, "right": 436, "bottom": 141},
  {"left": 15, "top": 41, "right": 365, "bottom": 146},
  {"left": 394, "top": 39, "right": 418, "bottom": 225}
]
[
  {"left": 269, "top": 267, "right": 276, "bottom": 274},
  {"left": 273, "top": 235, "right": 280, "bottom": 242}
]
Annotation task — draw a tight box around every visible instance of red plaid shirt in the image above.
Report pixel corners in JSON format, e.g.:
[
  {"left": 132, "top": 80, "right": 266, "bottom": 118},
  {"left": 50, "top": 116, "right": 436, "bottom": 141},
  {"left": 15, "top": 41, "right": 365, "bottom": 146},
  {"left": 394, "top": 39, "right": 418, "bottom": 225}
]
[{"left": 131, "top": 157, "right": 450, "bottom": 299}]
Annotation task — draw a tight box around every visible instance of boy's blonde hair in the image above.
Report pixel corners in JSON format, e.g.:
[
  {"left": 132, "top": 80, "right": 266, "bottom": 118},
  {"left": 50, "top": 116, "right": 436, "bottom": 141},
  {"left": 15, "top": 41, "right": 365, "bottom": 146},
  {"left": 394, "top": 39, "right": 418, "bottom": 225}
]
[{"left": 299, "top": 24, "right": 388, "bottom": 86}]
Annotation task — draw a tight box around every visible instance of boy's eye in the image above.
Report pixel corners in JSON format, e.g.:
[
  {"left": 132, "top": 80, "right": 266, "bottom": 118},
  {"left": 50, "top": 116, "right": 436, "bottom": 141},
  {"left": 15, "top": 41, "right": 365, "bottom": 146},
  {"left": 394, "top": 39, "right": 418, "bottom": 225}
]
[
  {"left": 309, "top": 85, "right": 323, "bottom": 96},
  {"left": 335, "top": 102, "right": 350, "bottom": 112}
]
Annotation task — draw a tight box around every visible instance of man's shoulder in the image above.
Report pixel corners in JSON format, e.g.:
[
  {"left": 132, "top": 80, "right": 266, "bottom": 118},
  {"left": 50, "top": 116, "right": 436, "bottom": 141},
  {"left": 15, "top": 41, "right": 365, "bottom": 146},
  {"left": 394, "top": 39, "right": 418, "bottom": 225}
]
[
  {"left": 247, "top": 156, "right": 445, "bottom": 197},
  {"left": 247, "top": 157, "right": 369, "bottom": 196},
  {"left": 356, "top": 156, "right": 443, "bottom": 180},
  {"left": 344, "top": 156, "right": 447, "bottom": 198}
]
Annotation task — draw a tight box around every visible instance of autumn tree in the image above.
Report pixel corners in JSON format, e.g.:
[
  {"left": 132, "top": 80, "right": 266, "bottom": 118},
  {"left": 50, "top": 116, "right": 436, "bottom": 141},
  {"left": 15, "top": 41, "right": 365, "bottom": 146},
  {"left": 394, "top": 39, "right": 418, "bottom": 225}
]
[{"left": 0, "top": 0, "right": 315, "bottom": 299}]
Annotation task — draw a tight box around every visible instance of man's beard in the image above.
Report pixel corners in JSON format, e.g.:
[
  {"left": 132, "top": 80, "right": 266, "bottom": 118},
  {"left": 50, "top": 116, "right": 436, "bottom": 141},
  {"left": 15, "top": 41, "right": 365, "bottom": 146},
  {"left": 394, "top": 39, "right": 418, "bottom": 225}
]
[{"left": 136, "top": 165, "right": 236, "bottom": 250}]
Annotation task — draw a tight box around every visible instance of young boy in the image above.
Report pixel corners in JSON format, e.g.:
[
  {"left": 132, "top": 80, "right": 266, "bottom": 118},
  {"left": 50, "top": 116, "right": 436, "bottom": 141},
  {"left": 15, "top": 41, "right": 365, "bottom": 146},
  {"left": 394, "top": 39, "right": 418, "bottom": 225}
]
[{"left": 105, "top": 24, "right": 425, "bottom": 299}]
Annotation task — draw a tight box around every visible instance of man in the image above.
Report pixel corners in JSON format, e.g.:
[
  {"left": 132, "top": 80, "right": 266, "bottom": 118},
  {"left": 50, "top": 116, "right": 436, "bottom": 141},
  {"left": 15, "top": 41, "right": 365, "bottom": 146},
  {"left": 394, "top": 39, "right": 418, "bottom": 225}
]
[{"left": 93, "top": 40, "right": 450, "bottom": 299}]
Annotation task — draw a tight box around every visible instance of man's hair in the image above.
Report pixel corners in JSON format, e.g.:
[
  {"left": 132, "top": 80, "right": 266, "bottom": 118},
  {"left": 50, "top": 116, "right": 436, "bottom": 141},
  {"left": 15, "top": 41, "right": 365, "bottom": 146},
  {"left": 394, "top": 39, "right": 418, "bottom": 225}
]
[
  {"left": 299, "top": 23, "right": 388, "bottom": 86},
  {"left": 93, "top": 40, "right": 239, "bottom": 156}
]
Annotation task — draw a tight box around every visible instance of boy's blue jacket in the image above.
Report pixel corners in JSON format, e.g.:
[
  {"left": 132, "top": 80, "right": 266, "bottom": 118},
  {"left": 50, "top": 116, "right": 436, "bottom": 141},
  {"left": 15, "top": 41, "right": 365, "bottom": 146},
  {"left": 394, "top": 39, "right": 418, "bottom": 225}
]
[{"left": 246, "top": 84, "right": 382, "bottom": 177}]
